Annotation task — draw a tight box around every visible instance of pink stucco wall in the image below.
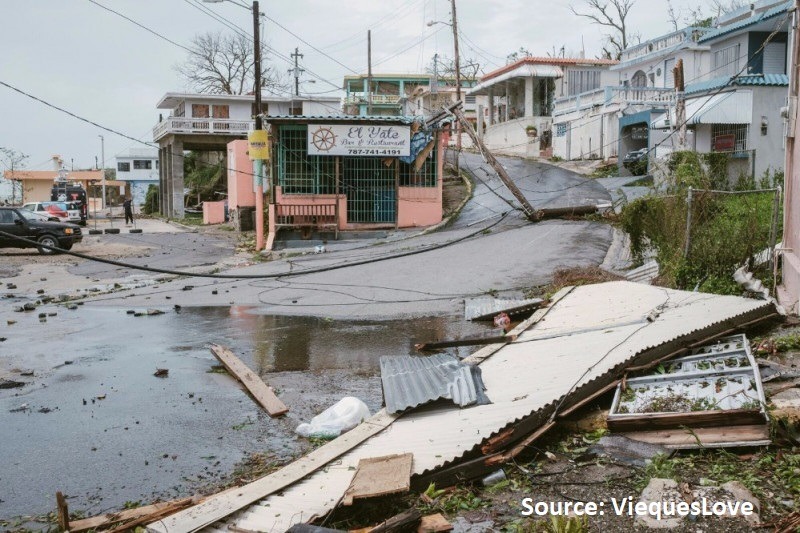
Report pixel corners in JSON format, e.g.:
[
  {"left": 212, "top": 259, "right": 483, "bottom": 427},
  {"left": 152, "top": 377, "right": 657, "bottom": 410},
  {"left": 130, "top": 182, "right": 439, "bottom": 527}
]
[
  {"left": 203, "top": 200, "right": 226, "bottom": 224},
  {"left": 227, "top": 140, "right": 255, "bottom": 209}
]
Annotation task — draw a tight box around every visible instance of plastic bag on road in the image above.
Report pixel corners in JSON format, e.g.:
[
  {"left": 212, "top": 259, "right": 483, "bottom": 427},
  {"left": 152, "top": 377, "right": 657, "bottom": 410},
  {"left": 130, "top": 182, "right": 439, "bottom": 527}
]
[{"left": 295, "top": 396, "right": 371, "bottom": 439}]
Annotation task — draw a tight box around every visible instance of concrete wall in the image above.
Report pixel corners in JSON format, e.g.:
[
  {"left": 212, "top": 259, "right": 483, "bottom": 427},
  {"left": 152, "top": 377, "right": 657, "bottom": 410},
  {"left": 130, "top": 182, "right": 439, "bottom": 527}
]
[
  {"left": 483, "top": 116, "right": 548, "bottom": 157},
  {"left": 203, "top": 200, "right": 226, "bottom": 224},
  {"left": 750, "top": 85, "right": 788, "bottom": 176},
  {"left": 553, "top": 108, "right": 619, "bottom": 161},
  {"left": 116, "top": 156, "right": 158, "bottom": 183},
  {"left": 227, "top": 139, "right": 256, "bottom": 210}
]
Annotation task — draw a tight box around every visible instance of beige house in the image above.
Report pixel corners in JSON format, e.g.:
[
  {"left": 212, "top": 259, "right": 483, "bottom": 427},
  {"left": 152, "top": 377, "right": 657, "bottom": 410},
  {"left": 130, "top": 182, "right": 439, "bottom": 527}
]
[{"left": 3, "top": 169, "right": 110, "bottom": 204}]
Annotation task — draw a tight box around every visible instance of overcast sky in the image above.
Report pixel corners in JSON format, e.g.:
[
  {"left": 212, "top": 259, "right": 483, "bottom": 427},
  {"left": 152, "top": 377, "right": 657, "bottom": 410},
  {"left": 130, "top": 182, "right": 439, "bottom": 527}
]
[{"left": 1, "top": 0, "right": 717, "bottom": 171}]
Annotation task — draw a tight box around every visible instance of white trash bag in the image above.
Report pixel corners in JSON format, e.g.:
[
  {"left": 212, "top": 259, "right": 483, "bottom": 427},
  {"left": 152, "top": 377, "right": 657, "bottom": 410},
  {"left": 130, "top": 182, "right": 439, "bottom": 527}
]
[{"left": 295, "top": 397, "right": 371, "bottom": 439}]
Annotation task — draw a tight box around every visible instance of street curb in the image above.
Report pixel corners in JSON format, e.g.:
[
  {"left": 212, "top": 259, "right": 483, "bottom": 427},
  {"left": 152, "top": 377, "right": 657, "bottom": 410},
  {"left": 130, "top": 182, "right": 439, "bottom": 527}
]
[{"left": 165, "top": 220, "right": 199, "bottom": 232}]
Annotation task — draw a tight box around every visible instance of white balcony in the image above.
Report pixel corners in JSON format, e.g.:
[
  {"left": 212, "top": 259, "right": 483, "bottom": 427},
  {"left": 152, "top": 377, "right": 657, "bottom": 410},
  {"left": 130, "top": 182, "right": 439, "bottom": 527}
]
[
  {"left": 153, "top": 117, "right": 253, "bottom": 141},
  {"left": 554, "top": 86, "right": 675, "bottom": 116},
  {"left": 343, "top": 94, "right": 402, "bottom": 105}
]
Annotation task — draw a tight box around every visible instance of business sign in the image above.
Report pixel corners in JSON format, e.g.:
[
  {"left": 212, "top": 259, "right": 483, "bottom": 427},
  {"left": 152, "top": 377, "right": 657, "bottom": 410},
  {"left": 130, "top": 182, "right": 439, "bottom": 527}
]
[
  {"left": 713, "top": 134, "right": 736, "bottom": 152},
  {"left": 307, "top": 124, "right": 411, "bottom": 157},
  {"left": 248, "top": 130, "right": 270, "bottom": 160}
]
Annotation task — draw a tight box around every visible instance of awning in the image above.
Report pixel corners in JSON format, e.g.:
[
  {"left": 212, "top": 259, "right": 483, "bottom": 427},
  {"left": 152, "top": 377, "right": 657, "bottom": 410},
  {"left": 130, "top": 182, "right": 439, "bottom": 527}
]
[
  {"left": 468, "top": 64, "right": 564, "bottom": 96},
  {"left": 652, "top": 90, "right": 752, "bottom": 129}
]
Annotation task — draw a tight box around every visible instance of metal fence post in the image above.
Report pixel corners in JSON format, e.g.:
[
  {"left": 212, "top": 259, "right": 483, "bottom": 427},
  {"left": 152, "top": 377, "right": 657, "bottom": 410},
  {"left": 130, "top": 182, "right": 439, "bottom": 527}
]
[
  {"left": 683, "top": 186, "right": 693, "bottom": 259},
  {"left": 769, "top": 185, "right": 782, "bottom": 275}
]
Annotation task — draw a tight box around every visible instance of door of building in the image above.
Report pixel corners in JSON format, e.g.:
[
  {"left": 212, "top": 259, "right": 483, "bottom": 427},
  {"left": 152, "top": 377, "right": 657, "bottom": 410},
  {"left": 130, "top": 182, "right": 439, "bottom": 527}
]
[{"left": 342, "top": 158, "right": 396, "bottom": 224}]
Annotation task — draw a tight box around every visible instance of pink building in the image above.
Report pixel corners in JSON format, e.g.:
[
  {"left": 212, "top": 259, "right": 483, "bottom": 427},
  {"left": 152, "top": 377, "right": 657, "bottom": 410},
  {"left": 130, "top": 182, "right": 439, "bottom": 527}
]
[{"left": 228, "top": 116, "right": 445, "bottom": 245}]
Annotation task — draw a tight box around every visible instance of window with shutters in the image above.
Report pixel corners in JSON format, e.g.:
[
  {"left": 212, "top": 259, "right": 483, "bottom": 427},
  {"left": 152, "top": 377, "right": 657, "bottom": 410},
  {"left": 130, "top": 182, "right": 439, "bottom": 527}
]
[
  {"left": 567, "top": 70, "right": 601, "bottom": 96},
  {"left": 664, "top": 58, "right": 676, "bottom": 89},
  {"left": 713, "top": 44, "right": 741, "bottom": 77},
  {"left": 763, "top": 42, "right": 786, "bottom": 74}
]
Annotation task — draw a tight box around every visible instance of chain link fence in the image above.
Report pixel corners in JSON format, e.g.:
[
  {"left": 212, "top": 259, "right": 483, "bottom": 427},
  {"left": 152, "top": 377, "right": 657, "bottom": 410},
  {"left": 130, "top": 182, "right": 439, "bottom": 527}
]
[{"left": 622, "top": 186, "right": 782, "bottom": 294}]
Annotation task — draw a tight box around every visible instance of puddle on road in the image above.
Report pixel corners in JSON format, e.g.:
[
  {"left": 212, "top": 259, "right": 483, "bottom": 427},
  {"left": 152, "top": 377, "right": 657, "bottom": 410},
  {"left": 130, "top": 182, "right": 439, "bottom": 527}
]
[{"left": 0, "top": 305, "right": 493, "bottom": 520}]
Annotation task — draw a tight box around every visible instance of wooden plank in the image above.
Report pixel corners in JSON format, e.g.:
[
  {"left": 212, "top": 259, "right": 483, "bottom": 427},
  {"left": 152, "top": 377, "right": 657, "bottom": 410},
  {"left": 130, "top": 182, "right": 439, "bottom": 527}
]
[
  {"left": 343, "top": 453, "right": 413, "bottom": 506},
  {"left": 462, "top": 286, "right": 574, "bottom": 366},
  {"left": 210, "top": 344, "right": 288, "bottom": 417},
  {"left": 607, "top": 409, "right": 766, "bottom": 432},
  {"left": 106, "top": 499, "right": 194, "bottom": 533},
  {"left": 56, "top": 491, "right": 69, "bottom": 532},
  {"left": 414, "top": 334, "right": 514, "bottom": 351},
  {"left": 69, "top": 499, "right": 193, "bottom": 532},
  {"left": 622, "top": 424, "right": 771, "bottom": 449},
  {"left": 417, "top": 514, "right": 453, "bottom": 533},
  {"left": 148, "top": 410, "right": 398, "bottom": 533},
  {"left": 486, "top": 421, "right": 556, "bottom": 465},
  {"left": 369, "top": 509, "right": 422, "bottom": 533}
]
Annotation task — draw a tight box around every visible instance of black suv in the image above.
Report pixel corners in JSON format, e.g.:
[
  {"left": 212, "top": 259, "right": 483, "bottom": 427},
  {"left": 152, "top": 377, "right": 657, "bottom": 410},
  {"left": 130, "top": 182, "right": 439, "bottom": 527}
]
[{"left": 0, "top": 207, "right": 83, "bottom": 254}]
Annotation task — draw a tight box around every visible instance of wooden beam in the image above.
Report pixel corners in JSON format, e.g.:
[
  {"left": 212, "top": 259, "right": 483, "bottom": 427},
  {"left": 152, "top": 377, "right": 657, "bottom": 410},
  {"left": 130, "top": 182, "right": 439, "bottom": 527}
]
[
  {"left": 486, "top": 421, "right": 556, "bottom": 466},
  {"left": 209, "top": 344, "right": 288, "bottom": 417},
  {"left": 415, "top": 334, "right": 514, "bottom": 351},
  {"left": 342, "top": 453, "right": 413, "bottom": 505},
  {"left": 148, "top": 410, "right": 397, "bottom": 533},
  {"left": 69, "top": 499, "right": 193, "bottom": 533},
  {"left": 417, "top": 514, "right": 453, "bottom": 533},
  {"left": 56, "top": 492, "right": 69, "bottom": 532},
  {"left": 622, "top": 424, "right": 771, "bottom": 449},
  {"left": 607, "top": 409, "right": 766, "bottom": 432},
  {"left": 369, "top": 509, "right": 422, "bottom": 533},
  {"left": 106, "top": 499, "right": 194, "bottom": 533},
  {"left": 462, "top": 286, "right": 574, "bottom": 366}
]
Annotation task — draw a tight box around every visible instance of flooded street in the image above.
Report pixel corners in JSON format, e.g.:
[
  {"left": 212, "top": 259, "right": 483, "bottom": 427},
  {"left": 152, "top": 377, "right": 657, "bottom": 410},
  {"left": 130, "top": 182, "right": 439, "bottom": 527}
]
[{"left": 0, "top": 304, "right": 492, "bottom": 521}]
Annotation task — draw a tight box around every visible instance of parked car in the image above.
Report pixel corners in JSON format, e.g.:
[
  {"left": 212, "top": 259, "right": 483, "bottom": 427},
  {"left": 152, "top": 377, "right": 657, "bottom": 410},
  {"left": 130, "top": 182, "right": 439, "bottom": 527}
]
[
  {"left": 623, "top": 148, "right": 650, "bottom": 176},
  {"left": 22, "top": 201, "right": 73, "bottom": 223},
  {"left": 0, "top": 207, "right": 83, "bottom": 254},
  {"left": 623, "top": 148, "right": 649, "bottom": 164}
]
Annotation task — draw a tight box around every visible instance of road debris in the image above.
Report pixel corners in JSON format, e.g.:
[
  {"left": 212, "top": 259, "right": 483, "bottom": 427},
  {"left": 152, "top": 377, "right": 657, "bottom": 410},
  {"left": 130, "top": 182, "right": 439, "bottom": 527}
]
[
  {"left": 209, "top": 343, "right": 288, "bottom": 417},
  {"left": 154, "top": 368, "right": 169, "bottom": 378}
]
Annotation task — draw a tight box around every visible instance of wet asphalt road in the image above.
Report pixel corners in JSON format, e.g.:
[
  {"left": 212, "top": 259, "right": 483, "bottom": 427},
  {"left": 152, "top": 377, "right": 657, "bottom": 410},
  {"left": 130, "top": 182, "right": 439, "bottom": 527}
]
[{"left": 1, "top": 153, "right": 614, "bottom": 521}]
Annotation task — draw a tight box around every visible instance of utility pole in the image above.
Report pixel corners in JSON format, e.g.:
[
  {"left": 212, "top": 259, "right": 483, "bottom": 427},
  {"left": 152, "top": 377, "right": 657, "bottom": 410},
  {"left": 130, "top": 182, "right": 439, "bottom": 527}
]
[
  {"left": 452, "top": 106, "right": 538, "bottom": 220},
  {"left": 367, "top": 30, "right": 373, "bottom": 116},
  {"left": 98, "top": 135, "right": 105, "bottom": 208},
  {"left": 673, "top": 59, "right": 686, "bottom": 150},
  {"left": 450, "top": 0, "right": 462, "bottom": 159},
  {"left": 289, "top": 47, "right": 304, "bottom": 97},
  {"left": 253, "top": 0, "right": 265, "bottom": 250},
  {"left": 432, "top": 53, "right": 439, "bottom": 94}
]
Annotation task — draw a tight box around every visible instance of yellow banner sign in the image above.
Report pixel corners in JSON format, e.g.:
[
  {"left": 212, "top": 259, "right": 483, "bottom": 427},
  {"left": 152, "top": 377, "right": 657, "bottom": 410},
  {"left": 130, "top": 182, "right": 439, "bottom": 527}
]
[{"left": 248, "top": 130, "right": 270, "bottom": 160}]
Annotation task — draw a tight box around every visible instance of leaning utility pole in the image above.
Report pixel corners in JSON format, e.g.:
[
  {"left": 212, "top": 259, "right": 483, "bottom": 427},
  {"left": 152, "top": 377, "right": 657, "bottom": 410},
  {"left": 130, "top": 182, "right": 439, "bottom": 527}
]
[
  {"left": 367, "top": 30, "right": 373, "bottom": 115},
  {"left": 289, "top": 47, "right": 304, "bottom": 97},
  {"left": 452, "top": 106, "right": 537, "bottom": 220},
  {"left": 450, "top": 0, "right": 462, "bottom": 155},
  {"left": 673, "top": 59, "right": 687, "bottom": 150}
]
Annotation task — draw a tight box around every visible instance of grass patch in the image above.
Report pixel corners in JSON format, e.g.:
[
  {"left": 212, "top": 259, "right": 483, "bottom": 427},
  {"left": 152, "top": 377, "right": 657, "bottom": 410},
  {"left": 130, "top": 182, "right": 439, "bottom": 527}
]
[{"left": 530, "top": 266, "right": 623, "bottom": 299}]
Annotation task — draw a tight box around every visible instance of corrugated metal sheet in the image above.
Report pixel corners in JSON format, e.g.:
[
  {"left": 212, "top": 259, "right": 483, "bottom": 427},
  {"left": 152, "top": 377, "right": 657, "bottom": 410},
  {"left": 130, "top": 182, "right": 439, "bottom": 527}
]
[
  {"left": 625, "top": 260, "right": 659, "bottom": 284},
  {"left": 686, "top": 74, "right": 789, "bottom": 95},
  {"left": 697, "top": 1, "right": 791, "bottom": 43},
  {"left": 468, "top": 64, "right": 564, "bottom": 95},
  {"left": 265, "top": 115, "right": 417, "bottom": 124},
  {"left": 379, "top": 355, "right": 487, "bottom": 414},
  {"left": 181, "top": 281, "right": 774, "bottom": 533},
  {"left": 464, "top": 297, "right": 545, "bottom": 321},
  {"left": 652, "top": 91, "right": 752, "bottom": 128}
]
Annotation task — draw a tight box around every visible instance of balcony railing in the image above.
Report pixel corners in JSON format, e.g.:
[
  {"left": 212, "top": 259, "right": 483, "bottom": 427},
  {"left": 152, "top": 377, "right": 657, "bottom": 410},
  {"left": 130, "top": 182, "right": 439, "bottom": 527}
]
[
  {"left": 343, "top": 94, "right": 402, "bottom": 105},
  {"left": 153, "top": 117, "right": 252, "bottom": 141},
  {"left": 553, "top": 86, "right": 675, "bottom": 116}
]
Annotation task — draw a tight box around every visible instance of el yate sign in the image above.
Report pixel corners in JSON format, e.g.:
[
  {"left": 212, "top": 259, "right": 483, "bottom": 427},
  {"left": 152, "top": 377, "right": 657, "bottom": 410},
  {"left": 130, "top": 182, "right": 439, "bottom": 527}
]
[{"left": 307, "top": 124, "right": 411, "bottom": 156}]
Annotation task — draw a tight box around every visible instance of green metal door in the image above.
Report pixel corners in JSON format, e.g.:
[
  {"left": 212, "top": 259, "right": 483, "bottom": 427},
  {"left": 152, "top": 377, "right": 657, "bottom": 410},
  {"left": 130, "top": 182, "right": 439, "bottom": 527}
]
[{"left": 342, "top": 157, "right": 396, "bottom": 223}]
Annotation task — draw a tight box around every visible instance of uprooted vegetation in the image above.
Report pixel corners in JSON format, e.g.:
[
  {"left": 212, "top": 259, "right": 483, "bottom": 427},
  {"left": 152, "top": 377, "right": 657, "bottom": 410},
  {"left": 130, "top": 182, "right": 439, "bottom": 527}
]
[{"left": 620, "top": 151, "right": 783, "bottom": 295}]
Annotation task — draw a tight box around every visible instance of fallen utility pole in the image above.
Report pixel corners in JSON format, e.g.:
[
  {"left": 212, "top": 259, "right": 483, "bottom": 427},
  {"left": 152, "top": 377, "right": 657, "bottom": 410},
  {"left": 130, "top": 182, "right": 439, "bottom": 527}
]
[{"left": 451, "top": 106, "right": 538, "bottom": 220}]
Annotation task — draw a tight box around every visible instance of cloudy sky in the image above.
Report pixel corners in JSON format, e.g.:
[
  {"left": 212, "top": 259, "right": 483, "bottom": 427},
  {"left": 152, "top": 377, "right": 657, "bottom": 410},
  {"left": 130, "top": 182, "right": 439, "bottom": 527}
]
[{"left": 1, "top": 0, "right": 718, "bottom": 171}]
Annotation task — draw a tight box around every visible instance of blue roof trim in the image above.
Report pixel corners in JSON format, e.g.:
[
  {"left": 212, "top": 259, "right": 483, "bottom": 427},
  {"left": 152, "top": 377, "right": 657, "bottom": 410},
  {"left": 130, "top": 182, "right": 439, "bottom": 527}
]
[
  {"left": 265, "top": 115, "right": 419, "bottom": 124},
  {"left": 698, "top": 1, "right": 792, "bottom": 43},
  {"left": 686, "top": 73, "right": 789, "bottom": 94}
]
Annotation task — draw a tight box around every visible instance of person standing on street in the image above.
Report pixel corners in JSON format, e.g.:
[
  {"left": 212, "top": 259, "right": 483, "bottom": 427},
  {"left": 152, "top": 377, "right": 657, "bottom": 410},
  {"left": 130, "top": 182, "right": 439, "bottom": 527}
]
[{"left": 123, "top": 197, "right": 134, "bottom": 225}]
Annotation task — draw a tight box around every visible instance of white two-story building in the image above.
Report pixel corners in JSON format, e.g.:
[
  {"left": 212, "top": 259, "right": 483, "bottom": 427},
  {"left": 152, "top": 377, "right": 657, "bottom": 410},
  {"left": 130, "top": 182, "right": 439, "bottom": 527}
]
[
  {"left": 153, "top": 92, "right": 341, "bottom": 218},
  {"left": 467, "top": 56, "right": 618, "bottom": 158},
  {"left": 552, "top": 0, "right": 790, "bottom": 180},
  {"left": 115, "top": 148, "right": 159, "bottom": 206}
]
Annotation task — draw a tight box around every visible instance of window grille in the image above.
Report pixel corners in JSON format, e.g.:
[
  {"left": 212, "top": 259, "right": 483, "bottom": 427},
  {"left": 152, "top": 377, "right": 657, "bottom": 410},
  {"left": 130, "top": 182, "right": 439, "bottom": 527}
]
[
  {"left": 276, "top": 125, "right": 336, "bottom": 194},
  {"left": 712, "top": 123, "right": 748, "bottom": 152},
  {"left": 117, "top": 162, "right": 130, "bottom": 172},
  {"left": 399, "top": 143, "right": 437, "bottom": 187},
  {"left": 342, "top": 157, "right": 396, "bottom": 223},
  {"left": 555, "top": 123, "right": 568, "bottom": 137},
  {"left": 133, "top": 160, "right": 152, "bottom": 170}
]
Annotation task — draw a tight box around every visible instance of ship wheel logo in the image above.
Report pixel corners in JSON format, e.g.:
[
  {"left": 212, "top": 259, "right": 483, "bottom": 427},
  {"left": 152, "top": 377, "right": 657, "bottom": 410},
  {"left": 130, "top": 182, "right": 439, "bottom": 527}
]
[{"left": 311, "top": 126, "right": 337, "bottom": 152}]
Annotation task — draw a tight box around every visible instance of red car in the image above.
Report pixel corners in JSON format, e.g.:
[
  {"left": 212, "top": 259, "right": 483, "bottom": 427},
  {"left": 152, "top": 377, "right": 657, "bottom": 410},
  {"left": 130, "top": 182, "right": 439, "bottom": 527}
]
[{"left": 22, "top": 202, "right": 71, "bottom": 223}]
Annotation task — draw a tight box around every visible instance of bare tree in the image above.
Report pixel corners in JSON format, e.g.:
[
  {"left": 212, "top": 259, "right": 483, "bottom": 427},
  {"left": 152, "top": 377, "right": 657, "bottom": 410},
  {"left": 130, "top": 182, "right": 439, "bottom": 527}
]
[
  {"left": 175, "top": 31, "right": 287, "bottom": 95},
  {"left": 570, "top": 0, "right": 638, "bottom": 60},
  {"left": 428, "top": 55, "right": 482, "bottom": 82},
  {"left": 709, "top": 0, "right": 746, "bottom": 16},
  {"left": 505, "top": 47, "right": 533, "bottom": 64},
  {"left": 0, "top": 147, "right": 28, "bottom": 204}
]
